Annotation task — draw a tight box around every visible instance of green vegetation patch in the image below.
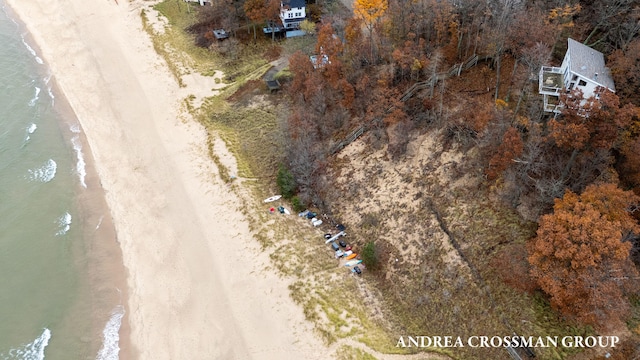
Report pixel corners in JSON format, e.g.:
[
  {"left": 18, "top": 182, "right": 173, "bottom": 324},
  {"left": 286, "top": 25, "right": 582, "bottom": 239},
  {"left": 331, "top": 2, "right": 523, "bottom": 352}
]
[{"left": 200, "top": 97, "right": 281, "bottom": 180}]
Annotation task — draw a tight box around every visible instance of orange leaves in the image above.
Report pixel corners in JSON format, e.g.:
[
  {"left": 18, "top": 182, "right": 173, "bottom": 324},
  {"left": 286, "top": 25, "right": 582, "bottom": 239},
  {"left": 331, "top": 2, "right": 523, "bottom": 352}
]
[
  {"left": 556, "top": 89, "right": 636, "bottom": 151},
  {"left": 354, "top": 0, "right": 388, "bottom": 27},
  {"left": 620, "top": 138, "right": 640, "bottom": 192},
  {"left": 608, "top": 38, "right": 640, "bottom": 106},
  {"left": 547, "top": 4, "right": 581, "bottom": 28},
  {"left": 577, "top": 183, "right": 640, "bottom": 234},
  {"left": 288, "top": 51, "right": 315, "bottom": 100},
  {"left": 469, "top": 102, "right": 494, "bottom": 133},
  {"left": 392, "top": 38, "right": 428, "bottom": 81},
  {"left": 486, "top": 127, "right": 524, "bottom": 180},
  {"left": 243, "top": 0, "right": 267, "bottom": 23},
  {"left": 548, "top": 119, "right": 590, "bottom": 150},
  {"left": 527, "top": 184, "right": 640, "bottom": 328},
  {"left": 315, "top": 23, "right": 343, "bottom": 57}
]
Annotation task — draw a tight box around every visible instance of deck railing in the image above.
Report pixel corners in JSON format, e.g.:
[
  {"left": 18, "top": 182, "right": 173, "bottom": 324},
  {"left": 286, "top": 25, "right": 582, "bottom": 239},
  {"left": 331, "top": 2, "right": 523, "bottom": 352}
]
[{"left": 541, "top": 66, "right": 563, "bottom": 73}]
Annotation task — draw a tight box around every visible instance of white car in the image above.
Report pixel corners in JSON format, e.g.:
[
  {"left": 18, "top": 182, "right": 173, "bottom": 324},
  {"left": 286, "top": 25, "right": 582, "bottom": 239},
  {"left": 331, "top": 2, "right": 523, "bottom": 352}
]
[{"left": 335, "top": 250, "right": 344, "bottom": 258}]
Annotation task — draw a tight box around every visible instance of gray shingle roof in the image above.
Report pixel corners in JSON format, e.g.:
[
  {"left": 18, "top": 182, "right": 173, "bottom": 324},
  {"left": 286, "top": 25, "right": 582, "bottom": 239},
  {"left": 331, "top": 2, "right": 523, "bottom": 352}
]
[
  {"left": 282, "top": 0, "right": 305, "bottom": 9},
  {"left": 567, "top": 38, "right": 615, "bottom": 92}
]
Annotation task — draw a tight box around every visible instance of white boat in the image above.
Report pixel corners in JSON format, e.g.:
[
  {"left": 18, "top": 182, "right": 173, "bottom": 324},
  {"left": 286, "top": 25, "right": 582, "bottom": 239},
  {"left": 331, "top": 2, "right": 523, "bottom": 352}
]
[
  {"left": 263, "top": 195, "right": 282, "bottom": 203},
  {"left": 344, "top": 260, "right": 362, "bottom": 267},
  {"left": 324, "top": 231, "right": 346, "bottom": 244}
]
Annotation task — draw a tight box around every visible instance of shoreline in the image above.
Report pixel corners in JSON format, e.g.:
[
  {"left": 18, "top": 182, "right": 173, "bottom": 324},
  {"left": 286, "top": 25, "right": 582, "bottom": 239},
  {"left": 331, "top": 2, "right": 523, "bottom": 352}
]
[{"left": 6, "top": 0, "right": 328, "bottom": 358}]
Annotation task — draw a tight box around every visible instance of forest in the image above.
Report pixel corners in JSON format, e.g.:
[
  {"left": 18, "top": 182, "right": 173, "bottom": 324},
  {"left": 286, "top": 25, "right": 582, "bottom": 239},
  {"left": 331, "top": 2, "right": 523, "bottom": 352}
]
[{"left": 183, "top": 0, "right": 640, "bottom": 358}]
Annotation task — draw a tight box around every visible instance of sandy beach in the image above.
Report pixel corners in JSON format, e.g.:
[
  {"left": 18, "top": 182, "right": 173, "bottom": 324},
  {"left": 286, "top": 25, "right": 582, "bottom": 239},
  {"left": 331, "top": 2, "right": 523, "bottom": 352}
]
[{"left": 5, "top": 0, "right": 327, "bottom": 358}]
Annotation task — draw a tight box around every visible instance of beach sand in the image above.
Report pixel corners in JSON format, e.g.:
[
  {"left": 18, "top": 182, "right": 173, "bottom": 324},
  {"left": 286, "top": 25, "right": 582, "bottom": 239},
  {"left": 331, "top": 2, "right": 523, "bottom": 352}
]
[{"left": 6, "top": 0, "right": 327, "bottom": 358}]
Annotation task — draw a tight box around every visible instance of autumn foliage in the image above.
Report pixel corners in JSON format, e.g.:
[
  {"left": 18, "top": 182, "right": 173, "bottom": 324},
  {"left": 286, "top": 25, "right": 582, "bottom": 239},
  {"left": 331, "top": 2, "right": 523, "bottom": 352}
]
[
  {"left": 527, "top": 184, "right": 640, "bottom": 329},
  {"left": 609, "top": 38, "right": 640, "bottom": 106},
  {"left": 486, "top": 127, "right": 523, "bottom": 180},
  {"left": 353, "top": 0, "right": 387, "bottom": 27}
]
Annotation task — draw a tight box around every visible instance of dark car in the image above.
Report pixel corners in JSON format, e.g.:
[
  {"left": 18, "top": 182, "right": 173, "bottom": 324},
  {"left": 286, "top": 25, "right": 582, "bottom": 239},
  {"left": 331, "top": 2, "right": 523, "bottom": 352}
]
[
  {"left": 330, "top": 242, "right": 340, "bottom": 251},
  {"left": 353, "top": 266, "right": 362, "bottom": 275},
  {"left": 339, "top": 240, "right": 347, "bottom": 248}
]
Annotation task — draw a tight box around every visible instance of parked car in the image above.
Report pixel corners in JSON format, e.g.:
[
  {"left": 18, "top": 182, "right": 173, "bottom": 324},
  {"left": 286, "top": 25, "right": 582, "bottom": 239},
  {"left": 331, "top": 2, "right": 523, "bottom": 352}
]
[
  {"left": 353, "top": 266, "right": 362, "bottom": 275},
  {"left": 330, "top": 242, "right": 340, "bottom": 251},
  {"left": 324, "top": 233, "right": 332, "bottom": 239},
  {"left": 339, "top": 240, "right": 347, "bottom": 248},
  {"left": 335, "top": 250, "right": 344, "bottom": 258},
  {"left": 345, "top": 245, "right": 352, "bottom": 251}
]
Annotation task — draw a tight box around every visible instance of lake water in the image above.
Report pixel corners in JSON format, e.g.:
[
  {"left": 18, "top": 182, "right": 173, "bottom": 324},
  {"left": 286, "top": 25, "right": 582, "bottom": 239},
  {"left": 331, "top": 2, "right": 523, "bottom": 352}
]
[{"left": 0, "top": 3, "right": 128, "bottom": 359}]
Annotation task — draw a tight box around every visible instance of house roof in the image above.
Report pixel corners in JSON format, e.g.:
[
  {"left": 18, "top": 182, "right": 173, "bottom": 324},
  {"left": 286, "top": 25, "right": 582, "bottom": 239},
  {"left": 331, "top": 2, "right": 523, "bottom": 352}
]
[
  {"left": 566, "top": 38, "right": 615, "bottom": 92},
  {"left": 282, "top": 0, "right": 305, "bottom": 9}
]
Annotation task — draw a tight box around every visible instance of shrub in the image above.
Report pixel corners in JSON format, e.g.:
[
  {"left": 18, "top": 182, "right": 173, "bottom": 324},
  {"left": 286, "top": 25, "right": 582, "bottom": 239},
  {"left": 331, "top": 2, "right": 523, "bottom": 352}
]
[
  {"left": 291, "top": 196, "right": 306, "bottom": 213},
  {"left": 362, "top": 241, "right": 379, "bottom": 270},
  {"left": 276, "top": 165, "right": 297, "bottom": 199}
]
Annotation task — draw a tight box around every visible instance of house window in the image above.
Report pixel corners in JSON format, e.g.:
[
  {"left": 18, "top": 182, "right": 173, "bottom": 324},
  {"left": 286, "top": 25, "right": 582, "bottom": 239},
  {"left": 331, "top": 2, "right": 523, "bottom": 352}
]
[
  {"left": 578, "top": 79, "right": 587, "bottom": 86},
  {"left": 569, "top": 83, "right": 574, "bottom": 90},
  {"left": 572, "top": 75, "right": 578, "bottom": 81}
]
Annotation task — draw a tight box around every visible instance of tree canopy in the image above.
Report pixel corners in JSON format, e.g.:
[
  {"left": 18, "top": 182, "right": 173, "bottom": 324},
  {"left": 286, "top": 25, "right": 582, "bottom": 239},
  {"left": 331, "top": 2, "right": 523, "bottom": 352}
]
[{"left": 527, "top": 183, "right": 640, "bottom": 329}]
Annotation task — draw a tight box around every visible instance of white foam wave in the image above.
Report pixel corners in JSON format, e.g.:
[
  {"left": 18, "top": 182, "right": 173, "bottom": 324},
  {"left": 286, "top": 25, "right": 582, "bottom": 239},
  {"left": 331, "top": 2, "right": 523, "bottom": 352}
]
[
  {"left": 44, "top": 75, "right": 55, "bottom": 105},
  {"left": 28, "top": 87, "right": 40, "bottom": 107},
  {"left": 96, "top": 216, "right": 104, "bottom": 230},
  {"left": 96, "top": 305, "right": 125, "bottom": 360},
  {"left": 1, "top": 328, "right": 51, "bottom": 360},
  {"left": 71, "top": 135, "right": 87, "bottom": 188},
  {"left": 20, "top": 37, "right": 43, "bottom": 64},
  {"left": 24, "top": 123, "right": 37, "bottom": 143},
  {"left": 69, "top": 123, "right": 81, "bottom": 134},
  {"left": 55, "top": 212, "right": 72, "bottom": 236},
  {"left": 28, "top": 159, "right": 57, "bottom": 182}
]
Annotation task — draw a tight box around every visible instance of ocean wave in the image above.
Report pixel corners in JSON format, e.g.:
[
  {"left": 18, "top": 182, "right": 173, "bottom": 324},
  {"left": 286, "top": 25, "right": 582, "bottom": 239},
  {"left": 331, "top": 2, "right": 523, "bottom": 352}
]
[
  {"left": 71, "top": 135, "right": 87, "bottom": 188},
  {"left": 20, "top": 37, "right": 43, "bottom": 65},
  {"left": 24, "top": 123, "right": 37, "bottom": 143},
  {"left": 28, "top": 87, "right": 40, "bottom": 107},
  {"left": 28, "top": 159, "right": 57, "bottom": 183},
  {"left": 96, "top": 216, "right": 104, "bottom": 230},
  {"left": 96, "top": 305, "right": 125, "bottom": 360},
  {"left": 0, "top": 328, "right": 51, "bottom": 360},
  {"left": 55, "top": 212, "right": 72, "bottom": 236},
  {"left": 43, "top": 75, "right": 54, "bottom": 105}
]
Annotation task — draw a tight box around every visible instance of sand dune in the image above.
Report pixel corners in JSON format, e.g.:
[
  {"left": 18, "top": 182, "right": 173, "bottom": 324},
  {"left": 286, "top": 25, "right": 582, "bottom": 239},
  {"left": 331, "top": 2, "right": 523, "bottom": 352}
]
[{"left": 6, "top": 0, "right": 327, "bottom": 358}]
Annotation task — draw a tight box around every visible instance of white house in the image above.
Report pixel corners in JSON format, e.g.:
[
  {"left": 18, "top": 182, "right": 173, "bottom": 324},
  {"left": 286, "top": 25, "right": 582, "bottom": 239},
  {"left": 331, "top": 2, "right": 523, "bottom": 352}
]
[
  {"left": 539, "top": 38, "right": 615, "bottom": 113},
  {"left": 280, "top": 0, "right": 306, "bottom": 29}
]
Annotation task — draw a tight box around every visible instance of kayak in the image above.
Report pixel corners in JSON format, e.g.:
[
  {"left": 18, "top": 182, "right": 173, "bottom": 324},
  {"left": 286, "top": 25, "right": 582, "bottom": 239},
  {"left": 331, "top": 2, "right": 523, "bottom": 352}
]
[
  {"left": 263, "top": 195, "right": 282, "bottom": 203},
  {"left": 344, "top": 259, "right": 362, "bottom": 267},
  {"left": 345, "top": 253, "right": 357, "bottom": 260}
]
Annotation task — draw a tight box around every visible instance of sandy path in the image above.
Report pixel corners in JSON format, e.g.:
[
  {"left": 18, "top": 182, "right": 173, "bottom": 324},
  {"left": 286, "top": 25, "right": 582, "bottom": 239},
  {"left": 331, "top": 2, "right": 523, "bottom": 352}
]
[{"left": 6, "top": 0, "right": 327, "bottom": 358}]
